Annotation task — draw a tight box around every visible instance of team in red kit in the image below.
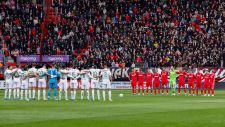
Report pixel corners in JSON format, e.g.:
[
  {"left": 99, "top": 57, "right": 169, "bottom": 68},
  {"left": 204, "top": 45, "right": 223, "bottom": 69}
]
[{"left": 129, "top": 67, "right": 216, "bottom": 96}]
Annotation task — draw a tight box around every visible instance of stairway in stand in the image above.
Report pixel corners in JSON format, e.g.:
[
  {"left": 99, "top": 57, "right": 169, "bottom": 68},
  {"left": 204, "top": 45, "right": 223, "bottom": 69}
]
[{"left": 40, "top": 0, "right": 62, "bottom": 58}]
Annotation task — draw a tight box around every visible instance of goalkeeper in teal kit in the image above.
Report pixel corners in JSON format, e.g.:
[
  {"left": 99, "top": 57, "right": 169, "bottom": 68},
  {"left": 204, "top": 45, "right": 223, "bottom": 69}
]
[
  {"left": 47, "top": 64, "right": 58, "bottom": 100},
  {"left": 169, "top": 66, "right": 177, "bottom": 96}
]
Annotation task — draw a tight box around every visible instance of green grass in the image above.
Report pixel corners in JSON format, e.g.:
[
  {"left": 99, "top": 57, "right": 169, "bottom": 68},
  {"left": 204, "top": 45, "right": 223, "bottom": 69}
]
[{"left": 0, "top": 89, "right": 225, "bottom": 127}]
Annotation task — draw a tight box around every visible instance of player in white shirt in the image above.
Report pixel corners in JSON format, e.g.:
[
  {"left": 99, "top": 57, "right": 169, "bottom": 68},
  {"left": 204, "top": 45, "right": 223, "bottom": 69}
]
[
  {"left": 89, "top": 66, "right": 101, "bottom": 101},
  {"left": 13, "top": 65, "right": 23, "bottom": 99},
  {"left": 20, "top": 68, "right": 29, "bottom": 101},
  {"left": 100, "top": 64, "right": 112, "bottom": 101},
  {"left": 68, "top": 66, "right": 80, "bottom": 100},
  {"left": 58, "top": 66, "right": 69, "bottom": 100},
  {"left": 79, "top": 69, "right": 94, "bottom": 101},
  {"left": 37, "top": 64, "right": 48, "bottom": 100},
  {"left": 28, "top": 64, "right": 37, "bottom": 99},
  {"left": 4, "top": 66, "right": 17, "bottom": 100}
]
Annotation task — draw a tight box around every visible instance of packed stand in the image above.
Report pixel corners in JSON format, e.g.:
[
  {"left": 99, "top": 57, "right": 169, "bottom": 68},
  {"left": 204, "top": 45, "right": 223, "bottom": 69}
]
[
  {"left": 0, "top": 0, "right": 44, "bottom": 61},
  {"left": 0, "top": 0, "right": 224, "bottom": 68}
]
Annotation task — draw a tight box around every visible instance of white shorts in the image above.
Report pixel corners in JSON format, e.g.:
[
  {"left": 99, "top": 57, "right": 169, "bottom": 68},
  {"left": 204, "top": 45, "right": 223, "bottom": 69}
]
[
  {"left": 81, "top": 80, "right": 89, "bottom": 90},
  {"left": 21, "top": 80, "right": 29, "bottom": 89},
  {"left": 91, "top": 80, "right": 99, "bottom": 89},
  {"left": 13, "top": 78, "right": 21, "bottom": 88},
  {"left": 38, "top": 78, "right": 46, "bottom": 88},
  {"left": 5, "top": 80, "right": 13, "bottom": 89},
  {"left": 70, "top": 79, "right": 78, "bottom": 89},
  {"left": 101, "top": 81, "right": 111, "bottom": 89},
  {"left": 29, "top": 78, "right": 36, "bottom": 87},
  {"left": 58, "top": 79, "right": 68, "bottom": 90}
]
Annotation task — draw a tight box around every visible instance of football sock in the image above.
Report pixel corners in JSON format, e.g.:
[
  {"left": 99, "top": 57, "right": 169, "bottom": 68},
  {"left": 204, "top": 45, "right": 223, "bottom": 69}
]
[
  {"left": 20, "top": 89, "right": 24, "bottom": 99},
  {"left": 103, "top": 90, "right": 106, "bottom": 101},
  {"left": 109, "top": 90, "right": 112, "bottom": 101},
  {"left": 29, "top": 90, "right": 32, "bottom": 98},
  {"left": 53, "top": 88, "right": 57, "bottom": 97},
  {"left": 86, "top": 90, "right": 90, "bottom": 100},
  {"left": 4, "top": 89, "right": 8, "bottom": 99},
  {"left": 178, "top": 87, "right": 180, "bottom": 93},
  {"left": 97, "top": 89, "right": 100, "bottom": 100},
  {"left": 64, "top": 90, "right": 68, "bottom": 100},
  {"left": 32, "top": 89, "right": 35, "bottom": 98},
  {"left": 16, "top": 88, "right": 20, "bottom": 98},
  {"left": 81, "top": 90, "right": 84, "bottom": 100},
  {"left": 71, "top": 91, "right": 74, "bottom": 99},
  {"left": 43, "top": 90, "right": 46, "bottom": 100},
  {"left": 92, "top": 89, "right": 94, "bottom": 101},
  {"left": 48, "top": 90, "right": 51, "bottom": 97},
  {"left": 13, "top": 89, "right": 16, "bottom": 99},
  {"left": 59, "top": 90, "right": 62, "bottom": 100},
  {"left": 74, "top": 90, "right": 77, "bottom": 100},
  {"left": 9, "top": 89, "right": 12, "bottom": 99},
  {"left": 38, "top": 89, "right": 40, "bottom": 100},
  {"left": 25, "top": 90, "right": 28, "bottom": 100}
]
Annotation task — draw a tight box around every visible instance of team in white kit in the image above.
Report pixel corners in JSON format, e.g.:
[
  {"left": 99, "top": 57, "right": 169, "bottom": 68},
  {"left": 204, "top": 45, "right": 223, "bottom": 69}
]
[{"left": 3, "top": 64, "right": 112, "bottom": 101}]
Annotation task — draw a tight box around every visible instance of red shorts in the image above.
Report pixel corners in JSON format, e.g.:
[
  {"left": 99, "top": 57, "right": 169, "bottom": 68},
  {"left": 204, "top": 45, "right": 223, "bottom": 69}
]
[
  {"left": 162, "top": 81, "right": 168, "bottom": 86},
  {"left": 154, "top": 82, "right": 160, "bottom": 88},
  {"left": 210, "top": 83, "right": 215, "bottom": 89},
  {"left": 204, "top": 82, "right": 210, "bottom": 88},
  {"left": 188, "top": 83, "right": 194, "bottom": 88},
  {"left": 131, "top": 82, "right": 136, "bottom": 87},
  {"left": 146, "top": 82, "right": 152, "bottom": 88},
  {"left": 196, "top": 82, "right": 202, "bottom": 88},
  {"left": 138, "top": 82, "right": 144, "bottom": 86},
  {"left": 178, "top": 82, "right": 185, "bottom": 87}
]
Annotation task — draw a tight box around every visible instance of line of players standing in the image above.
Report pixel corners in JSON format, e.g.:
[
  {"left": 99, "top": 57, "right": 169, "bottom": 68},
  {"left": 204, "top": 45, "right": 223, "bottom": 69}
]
[
  {"left": 129, "top": 67, "right": 215, "bottom": 96},
  {"left": 3, "top": 64, "right": 113, "bottom": 101}
]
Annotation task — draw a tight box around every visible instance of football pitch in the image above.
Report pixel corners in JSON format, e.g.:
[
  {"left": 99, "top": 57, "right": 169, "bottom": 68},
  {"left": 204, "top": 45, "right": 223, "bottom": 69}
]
[{"left": 0, "top": 90, "right": 225, "bottom": 127}]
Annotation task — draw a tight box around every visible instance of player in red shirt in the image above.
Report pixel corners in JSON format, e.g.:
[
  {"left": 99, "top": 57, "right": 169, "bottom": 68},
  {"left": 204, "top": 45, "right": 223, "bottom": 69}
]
[
  {"left": 153, "top": 69, "right": 161, "bottom": 95},
  {"left": 203, "top": 70, "right": 210, "bottom": 96},
  {"left": 187, "top": 69, "right": 195, "bottom": 96},
  {"left": 161, "top": 68, "right": 168, "bottom": 95},
  {"left": 195, "top": 69, "right": 203, "bottom": 96},
  {"left": 145, "top": 69, "right": 153, "bottom": 95},
  {"left": 209, "top": 72, "right": 215, "bottom": 96},
  {"left": 129, "top": 69, "right": 137, "bottom": 95},
  {"left": 137, "top": 69, "right": 144, "bottom": 95},
  {"left": 177, "top": 68, "right": 186, "bottom": 95}
]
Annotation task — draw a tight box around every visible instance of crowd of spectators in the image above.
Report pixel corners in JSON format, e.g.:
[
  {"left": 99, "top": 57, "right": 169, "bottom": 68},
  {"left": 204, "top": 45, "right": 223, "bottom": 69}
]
[{"left": 0, "top": 0, "right": 224, "bottom": 68}]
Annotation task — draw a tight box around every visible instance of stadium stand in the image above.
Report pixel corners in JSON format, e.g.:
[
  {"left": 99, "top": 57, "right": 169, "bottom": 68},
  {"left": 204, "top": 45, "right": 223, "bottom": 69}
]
[{"left": 0, "top": 0, "right": 224, "bottom": 69}]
